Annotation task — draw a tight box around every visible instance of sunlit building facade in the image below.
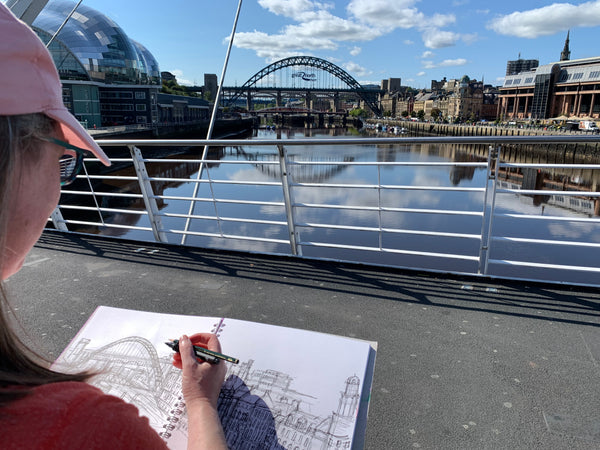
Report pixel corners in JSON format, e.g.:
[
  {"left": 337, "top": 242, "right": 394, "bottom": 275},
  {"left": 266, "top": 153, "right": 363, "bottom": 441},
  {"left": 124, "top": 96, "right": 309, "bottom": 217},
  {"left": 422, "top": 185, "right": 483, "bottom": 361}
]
[
  {"left": 499, "top": 57, "right": 600, "bottom": 121},
  {"left": 32, "top": 0, "right": 162, "bottom": 127}
]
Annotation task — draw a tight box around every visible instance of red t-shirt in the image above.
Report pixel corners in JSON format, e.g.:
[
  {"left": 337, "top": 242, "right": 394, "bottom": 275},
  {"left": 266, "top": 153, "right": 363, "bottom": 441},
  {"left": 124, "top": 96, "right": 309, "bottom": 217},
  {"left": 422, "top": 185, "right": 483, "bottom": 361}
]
[{"left": 0, "top": 381, "right": 169, "bottom": 450}]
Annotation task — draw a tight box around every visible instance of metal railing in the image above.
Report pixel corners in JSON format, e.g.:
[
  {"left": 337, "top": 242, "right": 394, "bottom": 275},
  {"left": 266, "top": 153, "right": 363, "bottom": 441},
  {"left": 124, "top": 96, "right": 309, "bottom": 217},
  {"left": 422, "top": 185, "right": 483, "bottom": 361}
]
[{"left": 49, "top": 135, "right": 600, "bottom": 287}]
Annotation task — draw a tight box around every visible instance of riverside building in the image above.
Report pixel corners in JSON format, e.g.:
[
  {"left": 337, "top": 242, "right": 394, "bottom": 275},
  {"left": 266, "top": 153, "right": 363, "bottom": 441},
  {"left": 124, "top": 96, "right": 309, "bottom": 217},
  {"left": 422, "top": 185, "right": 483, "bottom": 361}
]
[
  {"left": 28, "top": 1, "right": 209, "bottom": 128},
  {"left": 498, "top": 33, "right": 600, "bottom": 122}
]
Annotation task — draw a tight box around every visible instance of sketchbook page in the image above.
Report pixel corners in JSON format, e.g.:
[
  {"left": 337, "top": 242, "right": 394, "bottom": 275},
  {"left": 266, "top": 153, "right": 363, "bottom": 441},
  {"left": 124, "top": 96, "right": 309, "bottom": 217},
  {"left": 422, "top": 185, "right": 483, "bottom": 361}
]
[{"left": 52, "top": 306, "right": 375, "bottom": 450}]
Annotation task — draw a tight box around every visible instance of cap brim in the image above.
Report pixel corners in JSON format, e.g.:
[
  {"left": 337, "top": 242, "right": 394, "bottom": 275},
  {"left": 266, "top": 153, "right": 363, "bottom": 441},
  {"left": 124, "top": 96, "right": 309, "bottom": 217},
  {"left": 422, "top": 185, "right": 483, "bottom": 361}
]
[{"left": 45, "top": 107, "right": 111, "bottom": 166}]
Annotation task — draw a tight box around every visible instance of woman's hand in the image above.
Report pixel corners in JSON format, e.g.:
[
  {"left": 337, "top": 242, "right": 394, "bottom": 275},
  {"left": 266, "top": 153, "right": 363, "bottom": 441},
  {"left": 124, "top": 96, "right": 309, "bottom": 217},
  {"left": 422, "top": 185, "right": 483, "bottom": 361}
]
[
  {"left": 176, "top": 333, "right": 227, "bottom": 407},
  {"left": 176, "top": 334, "right": 228, "bottom": 449}
]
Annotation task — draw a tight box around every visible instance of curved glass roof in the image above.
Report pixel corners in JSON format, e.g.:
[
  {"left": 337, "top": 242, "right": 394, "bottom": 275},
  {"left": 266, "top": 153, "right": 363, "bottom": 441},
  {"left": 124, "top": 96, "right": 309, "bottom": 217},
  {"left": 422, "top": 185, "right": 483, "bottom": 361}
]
[
  {"left": 33, "top": 0, "right": 160, "bottom": 85},
  {"left": 33, "top": 27, "right": 90, "bottom": 81}
]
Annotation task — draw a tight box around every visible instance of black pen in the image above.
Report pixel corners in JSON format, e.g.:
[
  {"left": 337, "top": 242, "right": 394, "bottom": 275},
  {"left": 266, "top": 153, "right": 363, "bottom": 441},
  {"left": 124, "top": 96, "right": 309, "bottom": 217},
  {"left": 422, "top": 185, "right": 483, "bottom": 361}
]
[{"left": 165, "top": 339, "right": 239, "bottom": 365}]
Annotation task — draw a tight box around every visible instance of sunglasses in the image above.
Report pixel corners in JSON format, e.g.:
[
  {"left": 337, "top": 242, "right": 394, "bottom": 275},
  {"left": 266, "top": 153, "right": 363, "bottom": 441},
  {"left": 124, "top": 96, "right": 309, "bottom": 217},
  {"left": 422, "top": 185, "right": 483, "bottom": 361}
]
[{"left": 42, "top": 137, "right": 91, "bottom": 186}]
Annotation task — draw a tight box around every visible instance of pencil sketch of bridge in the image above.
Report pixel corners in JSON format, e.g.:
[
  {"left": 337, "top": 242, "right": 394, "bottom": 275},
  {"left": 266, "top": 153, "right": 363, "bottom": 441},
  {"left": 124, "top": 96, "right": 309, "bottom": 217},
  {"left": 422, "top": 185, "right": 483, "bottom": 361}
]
[
  {"left": 59, "top": 335, "right": 362, "bottom": 449},
  {"left": 221, "top": 56, "right": 383, "bottom": 117}
]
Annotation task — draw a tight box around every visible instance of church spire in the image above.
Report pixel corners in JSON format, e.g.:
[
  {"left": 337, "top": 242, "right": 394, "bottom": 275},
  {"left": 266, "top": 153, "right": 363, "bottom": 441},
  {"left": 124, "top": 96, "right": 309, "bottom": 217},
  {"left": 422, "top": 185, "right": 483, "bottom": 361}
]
[{"left": 560, "top": 30, "right": 571, "bottom": 61}]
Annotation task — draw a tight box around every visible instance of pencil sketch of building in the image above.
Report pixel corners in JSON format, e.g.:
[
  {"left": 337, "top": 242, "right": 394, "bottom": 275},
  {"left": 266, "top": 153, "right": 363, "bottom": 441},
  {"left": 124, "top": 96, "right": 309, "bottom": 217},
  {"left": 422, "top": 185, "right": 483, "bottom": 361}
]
[
  {"left": 60, "top": 336, "right": 361, "bottom": 449},
  {"left": 220, "top": 359, "right": 361, "bottom": 449}
]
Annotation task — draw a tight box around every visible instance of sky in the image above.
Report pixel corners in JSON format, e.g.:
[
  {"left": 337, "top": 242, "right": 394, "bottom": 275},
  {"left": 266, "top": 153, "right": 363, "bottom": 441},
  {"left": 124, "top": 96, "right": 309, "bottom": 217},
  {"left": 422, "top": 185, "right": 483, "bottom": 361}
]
[{"left": 24, "top": 0, "right": 600, "bottom": 88}]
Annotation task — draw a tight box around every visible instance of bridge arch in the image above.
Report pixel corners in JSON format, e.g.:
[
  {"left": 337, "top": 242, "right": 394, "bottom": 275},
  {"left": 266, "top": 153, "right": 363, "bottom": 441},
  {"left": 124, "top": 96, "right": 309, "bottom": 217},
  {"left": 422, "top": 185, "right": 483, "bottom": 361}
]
[{"left": 225, "top": 56, "right": 381, "bottom": 116}]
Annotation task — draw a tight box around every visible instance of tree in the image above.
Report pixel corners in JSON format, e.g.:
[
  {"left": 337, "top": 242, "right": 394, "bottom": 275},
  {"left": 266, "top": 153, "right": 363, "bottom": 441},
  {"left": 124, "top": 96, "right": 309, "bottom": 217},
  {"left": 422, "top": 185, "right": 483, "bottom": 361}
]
[
  {"left": 417, "top": 110, "right": 425, "bottom": 121},
  {"left": 430, "top": 108, "right": 441, "bottom": 121},
  {"left": 349, "top": 108, "right": 368, "bottom": 118},
  {"left": 401, "top": 110, "right": 409, "bottom": 118}
]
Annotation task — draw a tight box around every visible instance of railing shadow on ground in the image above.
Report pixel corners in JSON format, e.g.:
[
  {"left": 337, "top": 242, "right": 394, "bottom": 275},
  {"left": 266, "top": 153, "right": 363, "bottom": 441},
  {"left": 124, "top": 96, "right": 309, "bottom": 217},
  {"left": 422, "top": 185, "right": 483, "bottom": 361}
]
[{"left": 36, "top": 230, "right": 600, "bottom": 329}]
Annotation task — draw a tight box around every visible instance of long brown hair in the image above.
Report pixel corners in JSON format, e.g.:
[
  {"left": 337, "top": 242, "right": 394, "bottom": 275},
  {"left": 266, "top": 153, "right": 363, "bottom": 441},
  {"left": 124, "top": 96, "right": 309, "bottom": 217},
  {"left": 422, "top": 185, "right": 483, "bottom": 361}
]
[{"left": 0, "top": 114, "right": 90, "bottom": 406}]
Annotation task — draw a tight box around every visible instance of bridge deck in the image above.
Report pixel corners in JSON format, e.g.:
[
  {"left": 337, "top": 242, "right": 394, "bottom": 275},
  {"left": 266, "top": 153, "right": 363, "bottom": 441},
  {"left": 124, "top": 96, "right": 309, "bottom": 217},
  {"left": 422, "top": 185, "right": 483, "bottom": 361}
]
[{"left": 8, "top": 231, "right": 600, "bottom": 449}]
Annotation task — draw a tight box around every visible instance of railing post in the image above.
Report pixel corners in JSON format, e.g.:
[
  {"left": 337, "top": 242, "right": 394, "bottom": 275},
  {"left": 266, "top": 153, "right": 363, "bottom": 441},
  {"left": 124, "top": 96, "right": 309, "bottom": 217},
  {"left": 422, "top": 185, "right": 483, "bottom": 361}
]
[
  {"left": 129, "top": 145, "right": 168, "bottom": 243},
  {"left": 478, "top": 144, "right": 501, "bottom": 275},
  {"left": 278, "top": 144, "right": 300, "bottom": 256},
  {"left": 50, "top": 207, "right": 69, "bottom": 231}
]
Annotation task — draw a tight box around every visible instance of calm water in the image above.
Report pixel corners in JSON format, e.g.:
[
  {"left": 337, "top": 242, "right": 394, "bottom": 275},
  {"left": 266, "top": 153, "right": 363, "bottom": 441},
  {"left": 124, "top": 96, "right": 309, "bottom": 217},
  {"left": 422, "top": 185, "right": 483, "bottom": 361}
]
[{"left": 67, "top": 127, "right": 600, "bottom": 285}]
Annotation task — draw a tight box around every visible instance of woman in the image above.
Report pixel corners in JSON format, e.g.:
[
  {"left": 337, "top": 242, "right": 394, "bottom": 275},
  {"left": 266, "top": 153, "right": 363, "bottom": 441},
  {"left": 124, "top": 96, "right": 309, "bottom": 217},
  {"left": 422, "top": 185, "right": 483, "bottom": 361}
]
[{"left": 0, "top": 5, "right": 227, "bottom": 449}]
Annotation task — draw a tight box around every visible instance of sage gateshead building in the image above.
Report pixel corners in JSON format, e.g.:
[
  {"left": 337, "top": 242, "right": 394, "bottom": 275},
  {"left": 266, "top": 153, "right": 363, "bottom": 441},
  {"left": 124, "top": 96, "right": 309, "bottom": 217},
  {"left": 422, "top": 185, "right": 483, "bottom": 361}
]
[
  {"left": 31, "top": 1, "right": 208, "bottom": 128},
  {"left": 498, "top": 57, "right": 600, "bottom": 122}
]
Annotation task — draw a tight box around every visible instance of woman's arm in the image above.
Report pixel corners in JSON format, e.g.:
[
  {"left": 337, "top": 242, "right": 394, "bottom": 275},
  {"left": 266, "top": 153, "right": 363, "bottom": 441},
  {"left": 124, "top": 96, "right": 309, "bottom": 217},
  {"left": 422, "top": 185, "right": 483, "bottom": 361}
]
[{"left": 177, "top": 334, "right": 228, "bottom": 450}]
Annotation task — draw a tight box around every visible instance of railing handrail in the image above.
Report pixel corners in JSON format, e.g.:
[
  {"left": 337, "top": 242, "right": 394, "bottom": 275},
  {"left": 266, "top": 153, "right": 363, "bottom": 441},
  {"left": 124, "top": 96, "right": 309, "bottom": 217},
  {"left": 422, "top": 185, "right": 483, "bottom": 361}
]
[{"left": 96, "top": 135, "right": 600, "bottom": 147}]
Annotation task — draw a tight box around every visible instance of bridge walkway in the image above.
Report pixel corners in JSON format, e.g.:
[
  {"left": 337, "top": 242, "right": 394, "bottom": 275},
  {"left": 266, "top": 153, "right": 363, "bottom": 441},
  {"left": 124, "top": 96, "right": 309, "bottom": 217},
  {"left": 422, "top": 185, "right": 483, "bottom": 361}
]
[{"left": 8, "top": 231, "right": 600, "bottom": 449}]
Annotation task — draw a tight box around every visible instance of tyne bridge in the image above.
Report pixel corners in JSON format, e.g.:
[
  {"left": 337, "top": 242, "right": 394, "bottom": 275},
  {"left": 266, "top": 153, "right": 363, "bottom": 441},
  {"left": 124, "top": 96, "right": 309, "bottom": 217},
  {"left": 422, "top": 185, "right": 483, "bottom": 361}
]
[{"left": 220, "top": 56, "right": 383, "bottom": 117}]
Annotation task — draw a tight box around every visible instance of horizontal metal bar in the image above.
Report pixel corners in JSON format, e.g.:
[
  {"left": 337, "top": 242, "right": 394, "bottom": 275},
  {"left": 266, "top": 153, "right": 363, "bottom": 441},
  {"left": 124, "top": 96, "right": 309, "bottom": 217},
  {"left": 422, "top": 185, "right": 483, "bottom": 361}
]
[
  {"left": 298, "top": 240, "right": 479, "bottom": 261},
  {"left": 492, "top": 236, "right": 600, "bottom": 248},
  {"left": 497, "top": 188, "right": 600, "bottom": 197},
  {"left": 500, "top": 163, "right": 600, "bottom": 170},
  {"left": 95, "top": 135, "right": 600, "bottom": 147},
  {"left": 488, "top": 259, "right": 600, "bottom": 273},
  {"left": 61, "top": 219, "right": 153, "bottom": 231},
  {"left": 292, "top": 182, "right": 484, "bottom": 192},
  {"left": 296, "top": 222, "right": 480, "bottom": 239},
  {"left": 160, "top": 212, "right": 287, "bottom": 227},
  {"left": 164, "top": 229, "right": 290, "bottom": 244},
  {"left": 148, "top": 177, "right": 281, "bottom": 186},
  {"left": 288, "top": 160, "right": 488, "bottom": 167},
  {"left": 494, "top": 213, "right": 600, "bottom": 223},
  {"left": 57, "top": 205, "right": 148, "bottom": 215},
  {"left": 293, "top": 203, "right": 483, "bottom": 216},
  {"left": 60, "top": 190, "right": 144, "bottom": 199}
]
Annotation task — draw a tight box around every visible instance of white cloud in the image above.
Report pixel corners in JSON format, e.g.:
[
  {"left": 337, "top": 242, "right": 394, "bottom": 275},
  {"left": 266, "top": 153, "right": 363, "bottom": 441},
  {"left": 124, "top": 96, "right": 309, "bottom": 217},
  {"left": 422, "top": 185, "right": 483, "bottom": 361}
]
[
  {"left": 416, "top": 71, "right": 426, "bottom": 76},
  {"left": 350, "top": 46, "right": 362, "bottom": 56},
  {"left": 422, "top": 58, "right": 468, "bottom": 69},
  {"left": 343, "top": 61, "right": 372, "bottom": 77},
  {"left": 438, "top": 58, "right": 468, "bottom": 67},
  {"left": 235, "top": 0, "right": 467, "bottom": 63},
  {"left": 422, "top": 29, "right": 460, "bottom": 48},
  {"left": 488, "top": 1, "right": 600, "bottom": 38},
  {"left": 421, "top": 51, "right": 434, "bottom": 58},
  {"left": 258, "top": 0, "right": 324, "bottom": 19},
  {"left": 347, "top": 0, "right": 425, "bottom": 30}
]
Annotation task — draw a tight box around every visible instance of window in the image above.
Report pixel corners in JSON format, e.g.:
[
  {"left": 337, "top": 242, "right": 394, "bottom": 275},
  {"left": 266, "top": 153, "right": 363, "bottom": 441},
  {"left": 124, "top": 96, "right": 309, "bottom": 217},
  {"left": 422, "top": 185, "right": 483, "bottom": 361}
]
[
  {"left": 100, "top": 91, "right": 133, "bottom": 99},
  {"left": 136, "top": 104, "right": 147, "bottom": 111},
  {"left": 135, "top": 91, "right": 146, "bottom": 100},
  {"left": 572, "top": 72, "right": 584, "bottom": 80}
]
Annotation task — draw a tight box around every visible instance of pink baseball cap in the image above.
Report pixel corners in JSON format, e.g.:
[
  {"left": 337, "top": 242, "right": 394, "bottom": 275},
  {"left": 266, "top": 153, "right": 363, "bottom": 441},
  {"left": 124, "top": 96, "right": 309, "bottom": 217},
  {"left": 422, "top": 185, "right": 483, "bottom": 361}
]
[{"left": 0, "top": 4, "right": 110, "bottom": 166}]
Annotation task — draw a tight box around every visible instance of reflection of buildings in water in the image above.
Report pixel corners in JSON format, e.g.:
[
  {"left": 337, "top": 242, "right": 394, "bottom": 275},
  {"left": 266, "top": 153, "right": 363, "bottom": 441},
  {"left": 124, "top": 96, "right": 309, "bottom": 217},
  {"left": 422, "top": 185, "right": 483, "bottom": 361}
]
[
  {"left": 220, "top": 359, "right": 360, "bottom": 450},
  {"left": 497, "top": 179, "right": 598, "bottom": 216}
]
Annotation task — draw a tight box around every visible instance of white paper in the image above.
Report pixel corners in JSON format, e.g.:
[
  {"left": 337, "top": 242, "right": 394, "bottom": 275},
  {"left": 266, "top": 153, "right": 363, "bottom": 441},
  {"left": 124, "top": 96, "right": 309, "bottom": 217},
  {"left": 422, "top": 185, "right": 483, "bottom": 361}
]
[{"left": 53, "top": 306, "right": 375, "bottom": 450}]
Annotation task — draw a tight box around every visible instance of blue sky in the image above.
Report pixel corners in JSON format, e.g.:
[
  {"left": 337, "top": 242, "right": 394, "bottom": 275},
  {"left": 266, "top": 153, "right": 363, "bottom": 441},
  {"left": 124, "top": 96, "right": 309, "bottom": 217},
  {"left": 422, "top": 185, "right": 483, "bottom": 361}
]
[{"left": 31, "top": 1, "right": 600, "bottom": 88}]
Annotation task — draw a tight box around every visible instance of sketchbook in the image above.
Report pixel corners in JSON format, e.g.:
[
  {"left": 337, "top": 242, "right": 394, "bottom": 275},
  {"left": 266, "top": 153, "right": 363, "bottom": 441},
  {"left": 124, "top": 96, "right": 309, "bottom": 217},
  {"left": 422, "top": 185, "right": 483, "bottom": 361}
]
[{"left": 52, "top": 306, "right": 376, "bottom": 450}]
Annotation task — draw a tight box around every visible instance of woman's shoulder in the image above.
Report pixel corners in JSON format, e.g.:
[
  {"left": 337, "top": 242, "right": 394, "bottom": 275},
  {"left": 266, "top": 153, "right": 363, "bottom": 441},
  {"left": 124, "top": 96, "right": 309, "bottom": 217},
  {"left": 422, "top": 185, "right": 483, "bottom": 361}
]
[{"left": 0, "top": 381, "right": 168, "bottom": 450}]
